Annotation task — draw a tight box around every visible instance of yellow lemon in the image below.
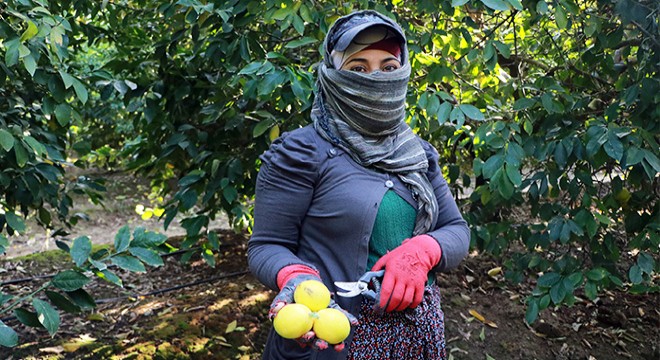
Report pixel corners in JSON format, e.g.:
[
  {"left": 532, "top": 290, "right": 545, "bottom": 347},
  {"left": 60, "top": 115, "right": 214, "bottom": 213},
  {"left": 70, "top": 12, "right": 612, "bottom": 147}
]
[
  {"left": 273, "top": 303, "right": 314, "bottom": 339},
  {"left": 312, "top": 308, "right": 351, "bottom": 344},
  {"left": 294, "top": 280, "right": 331, "bottom": 312}
]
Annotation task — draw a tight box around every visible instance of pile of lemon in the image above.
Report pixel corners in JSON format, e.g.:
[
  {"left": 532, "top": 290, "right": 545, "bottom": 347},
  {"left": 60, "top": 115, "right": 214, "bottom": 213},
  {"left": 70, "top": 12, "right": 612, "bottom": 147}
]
[{"left": 273, "top": 280, "right": 351, "bottom": 345}]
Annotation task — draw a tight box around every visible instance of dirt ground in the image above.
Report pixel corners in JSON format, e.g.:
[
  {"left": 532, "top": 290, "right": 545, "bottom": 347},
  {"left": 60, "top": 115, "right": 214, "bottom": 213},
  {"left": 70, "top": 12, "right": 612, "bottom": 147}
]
[{"left": 1, "top": 172, "right": 659, "bottom": 360}]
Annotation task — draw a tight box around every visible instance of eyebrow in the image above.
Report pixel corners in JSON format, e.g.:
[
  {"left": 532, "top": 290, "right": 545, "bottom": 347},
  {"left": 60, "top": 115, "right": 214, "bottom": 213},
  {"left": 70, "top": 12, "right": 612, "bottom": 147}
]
[{"left": 344, "top": 56, "right": 401, "bottom": 66}]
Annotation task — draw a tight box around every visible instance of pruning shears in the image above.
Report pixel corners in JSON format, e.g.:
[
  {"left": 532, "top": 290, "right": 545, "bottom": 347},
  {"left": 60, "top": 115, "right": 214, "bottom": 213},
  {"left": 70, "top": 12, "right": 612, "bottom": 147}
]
[{"left": 334, "top": 270, "right": 385, "bottom": 301}]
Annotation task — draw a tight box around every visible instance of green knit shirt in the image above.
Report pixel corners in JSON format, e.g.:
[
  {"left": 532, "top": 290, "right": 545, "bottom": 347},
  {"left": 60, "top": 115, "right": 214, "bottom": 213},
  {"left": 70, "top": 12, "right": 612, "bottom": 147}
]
[
  {"left": 367, "top": 190, "right": 435, "bottom": 285},
  {"left": 367, "top": 190, "right": 416, "bottom": 269}
]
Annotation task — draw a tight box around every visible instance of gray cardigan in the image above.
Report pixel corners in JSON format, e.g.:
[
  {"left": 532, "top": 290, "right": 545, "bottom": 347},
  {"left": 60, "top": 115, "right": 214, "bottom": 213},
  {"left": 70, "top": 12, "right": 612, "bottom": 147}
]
[{"left": 248, "top": 125, "right": 470, "bottom": 360}]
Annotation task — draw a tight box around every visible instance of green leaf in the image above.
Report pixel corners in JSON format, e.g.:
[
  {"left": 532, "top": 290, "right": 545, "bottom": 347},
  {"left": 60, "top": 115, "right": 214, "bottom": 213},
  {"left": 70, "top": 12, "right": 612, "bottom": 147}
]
[
  {"left": 253, "top": 119, "right": 275, "bottom": 138},
  {"left": 22, "top": 53, "right": 37, "bottom": 77},
  {"left": 525, "top": 299, "right": 539, "bottom": 324},
  {"left": 496, "top": 169, "right": 514, "bottom": 199},
  {"left": 54, "top": 103, "right": 72, "bottom": 126},
  {"left": 604, "top": 131, "right": 624, "bottom": 161},
  {"left": 97, "top": 269, "right": 123, "bottom": 287},
  {"left": 482, "top": 154, "right": 504, "bottom": 179},
  {"left": 437, "top": 102, "right": 452, "bottom": 125},
  {"left": 513, "top": 98, "right": 535, "bottom": 111},
  {"left": 13, "top": 141, "right": 28, "bottom": 167},
  {"left": 51, "top": 270, "right": 90, "bottom": 292},
  {"left": 0, "top": 235, "right": 8, "bottom": 256},
  {"left": 507, "top": 0, "right": 523, "bottom": 10},
  {"left": 285, "top": 37, "right": 316, "bottom": 49},
  {"left": 33, "top": 298, "right": 60, "bottom": 336},
  {"left": 0, "top": 129, "right": 15, "bottom": 151},
  {"left": 72, "top": 78, "right": 88, "bottom": 104},
  {"left": 131, "top": 231, "right": 168, "bottom": 248},
  {"left": 505, "top": 163, "right": 522, "bottom": 187},
  {"left": 585, "top": 268, "right": 607, "bottom": 281},
  {"left": 5, "top": 212, "right": 26, "bottom": 233},
  {"left": 129, "top": 247, "right": 164, "bottom": 267},
  {"left": 452, "top": 0, "right": 470, "bottom": 6},
  {"left": 539, "top": 294, "right": 551, "bottom": 310},
  {"left": 537, "top": 272, "right": 561, "bottom": 287},
  {"left": 238, "top": 61, "right": 263, "bottom": 75},
  {"left": 480, "top": 0, "right": 511, "bottom": 11},
  {"left": 202, "top": 248, "right": 216, "bottom": 267},
  {"left": 114, "top": 225, "right": 131, "bottom": 253},
  {"left": 555, "top": 5, "right": 568, "bottom": 29},
  {"left": 584, "top": 281, "right": 598, "bottom": 300},
  {"left": 0, "top": 291, "right": 11, "bottom": 307},
  {"left": 625, "top": 146, "right": 644, "bottom": 166},
  {"left": 14, "top": 308, "right": 42, "bottom": 327},
  {"left": 593, "top": 212, "right": 612, "bottom": 226},
  {"left": 23, "top": 136, "right": 46, "bottom": 156},
  {"left": 450, "top": 106, "right": 465, "bottom": 128},
  {"left": 20, "top": 20, "right": 39, "bottom": 42},
  {"left": 628, "top": 264, "right": 642, "bottom": 284},
  {"left": 637, "top": 252, "right": 654, "bottom": 274},
  {"left": 223, "top": 186, "right": 238, "bottom": 203},
  {"left": 65, "top": 289, "right": 96, "bottom": 309},
  {"left": 459, "top": 104, "right": 485, "bottom": 121},
  {"left": 71, "top": 236, "right": 92, "bottom": 267},
  {"left": 89, "top": 258, "right": 107, "bottom": 271},
  {"left": 0, "top": 320, "right": 18, "bottom": 348},
  {"left": 426, "top": 93, "right": 440, "bottom": 116},
  {"left": 550, "top": 282, "right": 566, "bottom": 304},
  {"left": 59, "top": 70, "right": 75, "bottom": 89},
  {"left": 207, "top": 231, "right": 221, "bottom": 250},
  {"left": 4, "top": 38, "right": 20, "bottom": 67},
  {"left": 483, "top": 42, "right": 495, "bottom": 61},
  {"left": 493, "top": 40, "right": 511, "bottom": 58},
  {"left": 45, "top": 291, "right": 81, "bottom": 314},
  {"left": 111, "top": 255, "right": 146, "bottom": 272},
  {"left": 541, "top": 93, "right": 564, "bottom": 113},
  {"left": 643, "top": 150, "right": 660, "bottom": 172}
]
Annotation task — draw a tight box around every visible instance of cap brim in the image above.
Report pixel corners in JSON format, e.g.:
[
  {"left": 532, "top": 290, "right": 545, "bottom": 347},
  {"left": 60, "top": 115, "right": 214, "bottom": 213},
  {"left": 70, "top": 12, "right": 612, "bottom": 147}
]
[{"left": 333, "top": 22, "right": 402, "bottom": 52}]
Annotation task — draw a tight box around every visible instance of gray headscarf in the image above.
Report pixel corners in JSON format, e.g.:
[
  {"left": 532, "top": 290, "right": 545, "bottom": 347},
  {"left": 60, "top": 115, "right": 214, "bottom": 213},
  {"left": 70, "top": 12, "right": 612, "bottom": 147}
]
[{"left": 312, "top": 10, "right": 439, "bottom": 235}]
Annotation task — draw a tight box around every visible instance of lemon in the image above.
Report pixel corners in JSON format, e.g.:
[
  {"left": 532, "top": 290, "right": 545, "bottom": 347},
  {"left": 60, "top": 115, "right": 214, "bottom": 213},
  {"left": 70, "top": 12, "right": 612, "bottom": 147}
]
[
  {"left": 313, "top": 308, "right": 351, "bottom": 344},
  {"left": 273, "top": 303, "right": 314, "bottom": 339},
  {"left": 615, "top": 188, "right": 631, "bottom": 203},
  {"left": 294, "top": 280, "right": 331, "bottom": 312}
]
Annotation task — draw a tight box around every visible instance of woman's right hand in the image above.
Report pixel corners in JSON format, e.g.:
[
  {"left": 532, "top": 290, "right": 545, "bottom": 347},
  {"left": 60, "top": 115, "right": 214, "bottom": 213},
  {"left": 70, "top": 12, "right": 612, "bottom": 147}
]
[{"left": 269, "top": 272, "right": 358, "bottom": 352}]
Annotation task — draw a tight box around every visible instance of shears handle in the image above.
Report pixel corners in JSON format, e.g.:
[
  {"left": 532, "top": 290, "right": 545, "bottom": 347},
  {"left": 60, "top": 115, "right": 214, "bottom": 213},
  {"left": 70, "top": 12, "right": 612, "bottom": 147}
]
[{"left": 359, "top": 270, "right": 384, "bottom": 301}]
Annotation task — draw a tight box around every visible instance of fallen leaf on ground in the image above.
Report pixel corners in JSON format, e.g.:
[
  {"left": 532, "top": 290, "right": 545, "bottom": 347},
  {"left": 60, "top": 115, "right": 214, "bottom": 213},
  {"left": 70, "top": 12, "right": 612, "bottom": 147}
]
[
  {"left": 39, "top": 346, "right": 64, "bottom": 354},
  {"left": 469, "top": 309, "right": 498, "bottom": 328}
]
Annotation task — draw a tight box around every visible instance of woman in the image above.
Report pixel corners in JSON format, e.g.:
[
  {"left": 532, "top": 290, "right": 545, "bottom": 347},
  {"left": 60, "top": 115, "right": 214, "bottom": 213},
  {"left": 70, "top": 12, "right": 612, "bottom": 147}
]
[{"left": 248, "top": 9, "right": 470, "bottom": 360}]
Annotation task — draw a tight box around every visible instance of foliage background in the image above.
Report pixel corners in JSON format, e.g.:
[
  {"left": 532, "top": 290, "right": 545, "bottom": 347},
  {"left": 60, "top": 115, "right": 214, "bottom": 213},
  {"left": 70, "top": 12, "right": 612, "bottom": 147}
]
[{"left": 1, "top": 0, "right": 658, "bottom": 348}]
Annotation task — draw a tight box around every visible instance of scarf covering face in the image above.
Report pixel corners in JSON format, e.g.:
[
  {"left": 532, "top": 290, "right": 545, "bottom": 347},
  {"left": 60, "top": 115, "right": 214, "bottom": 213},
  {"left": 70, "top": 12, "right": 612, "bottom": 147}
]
[{"left": 312, "top": 10, "right": 439, "bottom": 235}]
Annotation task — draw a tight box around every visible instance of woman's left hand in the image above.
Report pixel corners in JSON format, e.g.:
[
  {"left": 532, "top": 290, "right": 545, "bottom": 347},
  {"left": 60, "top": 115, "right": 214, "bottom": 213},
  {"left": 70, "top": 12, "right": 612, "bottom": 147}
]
[
  {"left": 269, "top": 273, "right": 358, "bottom": 352},
  {"left": 372, "top": 234, "right": 442, "bottom": 312}
]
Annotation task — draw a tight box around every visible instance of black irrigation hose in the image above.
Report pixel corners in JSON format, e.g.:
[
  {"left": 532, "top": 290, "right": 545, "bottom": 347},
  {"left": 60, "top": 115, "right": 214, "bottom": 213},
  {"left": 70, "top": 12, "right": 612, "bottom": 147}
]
[
  {"left": 0, "top": 269, "right": 251, "bottom": 323},
  {"left": 95, "top": 269, "right": 251, "bottom": 304},
  {"left": 1, "top": 244, "right": 238, "bottom": 286}
]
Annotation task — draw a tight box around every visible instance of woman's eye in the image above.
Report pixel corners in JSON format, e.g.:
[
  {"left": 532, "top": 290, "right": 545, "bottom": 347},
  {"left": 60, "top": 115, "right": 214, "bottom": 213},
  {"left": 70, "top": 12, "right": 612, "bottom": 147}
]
[
  {"left": 382, "top": 64, "right": 400, "bottom": 72},
  {"left": 349, "top": 66, "right": 368, "bottom": 73}
]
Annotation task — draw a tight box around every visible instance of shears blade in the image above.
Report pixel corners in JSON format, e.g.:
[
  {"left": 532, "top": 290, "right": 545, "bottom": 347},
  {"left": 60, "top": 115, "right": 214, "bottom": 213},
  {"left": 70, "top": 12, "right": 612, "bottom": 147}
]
[{"left": 334, "top": 281, "right": 368, "bottom": 297}]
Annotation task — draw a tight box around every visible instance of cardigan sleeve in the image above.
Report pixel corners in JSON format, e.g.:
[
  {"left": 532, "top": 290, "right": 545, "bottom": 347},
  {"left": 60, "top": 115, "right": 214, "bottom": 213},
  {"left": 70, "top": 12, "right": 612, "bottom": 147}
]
[
  {"left": 247, "top": 127, "right": 321, "bottom": 290},
  {"left": 421, "top": 140, "right": 471, "bottom": 272}
]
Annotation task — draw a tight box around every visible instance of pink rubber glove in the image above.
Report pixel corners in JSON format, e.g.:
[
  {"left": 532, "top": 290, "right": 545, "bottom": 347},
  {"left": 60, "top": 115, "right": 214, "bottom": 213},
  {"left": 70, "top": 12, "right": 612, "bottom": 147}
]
[
  {"left": 270, "top": 264, "right": 357, "bottom": 352},
  {"left": 371, "top": 234, "right": 442, "bottom": 312}
]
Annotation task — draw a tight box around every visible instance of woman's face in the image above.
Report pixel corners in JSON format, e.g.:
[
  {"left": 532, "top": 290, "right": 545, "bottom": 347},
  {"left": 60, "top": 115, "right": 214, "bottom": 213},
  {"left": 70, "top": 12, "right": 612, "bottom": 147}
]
[{"left": 340, "top": 49, "right": 401, "bottom": 74}]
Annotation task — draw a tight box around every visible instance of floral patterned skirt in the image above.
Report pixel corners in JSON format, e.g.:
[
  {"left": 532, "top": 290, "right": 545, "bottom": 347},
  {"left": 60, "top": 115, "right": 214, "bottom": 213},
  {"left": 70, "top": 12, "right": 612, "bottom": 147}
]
[{"left": 347, "top": 284, "right": 447, "bottom": 360}]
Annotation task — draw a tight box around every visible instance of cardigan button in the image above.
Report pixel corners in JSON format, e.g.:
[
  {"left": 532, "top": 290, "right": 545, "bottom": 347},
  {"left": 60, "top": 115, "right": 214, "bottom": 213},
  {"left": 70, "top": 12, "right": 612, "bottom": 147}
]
[
  {"left": 328, "top": 148, "right": 337, "bottom": 157},
  {"left": 385, "top": 180, "right": 394, "bottom": 188}
]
